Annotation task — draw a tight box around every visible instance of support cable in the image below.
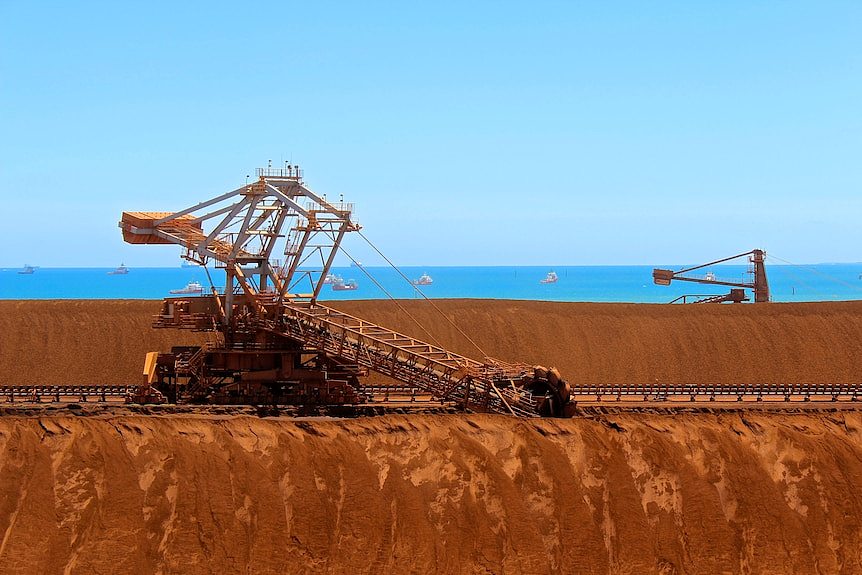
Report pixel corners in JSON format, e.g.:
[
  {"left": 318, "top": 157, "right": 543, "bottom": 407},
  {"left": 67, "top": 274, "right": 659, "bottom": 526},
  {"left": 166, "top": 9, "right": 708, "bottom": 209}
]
[
  {"left": 766, "top": 258, "right": 829, "bottom": 300},
  {"left": 766, "top": 253, "right": 862, "bottom": 295},
  {"left": 356, "top": 230, "right": 491, "bottom": 360},
  {"left": 337, "top": 246, "right": 447, "bottom": 350}
]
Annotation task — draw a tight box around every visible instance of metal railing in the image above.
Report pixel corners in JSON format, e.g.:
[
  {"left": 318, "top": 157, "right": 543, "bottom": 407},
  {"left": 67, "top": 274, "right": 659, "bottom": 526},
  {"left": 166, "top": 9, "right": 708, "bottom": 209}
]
[
  {"left": 257, "top": 166, "right": 303, "bottom": 179},
  {"left": 569, "top": 383, "right": 862, "bottom": 402},
  {"left": 1, "top": 385, "right": 137, "bottom": 402}
]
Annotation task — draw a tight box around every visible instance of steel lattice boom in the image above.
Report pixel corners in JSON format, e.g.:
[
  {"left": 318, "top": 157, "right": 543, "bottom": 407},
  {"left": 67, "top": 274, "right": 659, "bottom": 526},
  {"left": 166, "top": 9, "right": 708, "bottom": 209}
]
[{"left": 121, "top": 165, "right": 360, "bottom": 322}]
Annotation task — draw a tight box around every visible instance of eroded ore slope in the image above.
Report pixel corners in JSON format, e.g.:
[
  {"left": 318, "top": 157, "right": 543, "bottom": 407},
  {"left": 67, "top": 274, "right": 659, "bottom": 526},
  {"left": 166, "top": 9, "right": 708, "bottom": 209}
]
[{"left": 1, "top": 412, "right": 862, "bottom": 574}]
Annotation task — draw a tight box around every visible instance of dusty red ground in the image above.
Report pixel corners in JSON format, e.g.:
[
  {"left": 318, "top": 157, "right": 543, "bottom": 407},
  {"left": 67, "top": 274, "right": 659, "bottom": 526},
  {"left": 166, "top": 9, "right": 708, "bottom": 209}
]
[
  {"left": 1, "top": 299, "right": 862, "bottom": 574},
  {"left": 1, "top": 411, "right": 862, "bottom": 574}
]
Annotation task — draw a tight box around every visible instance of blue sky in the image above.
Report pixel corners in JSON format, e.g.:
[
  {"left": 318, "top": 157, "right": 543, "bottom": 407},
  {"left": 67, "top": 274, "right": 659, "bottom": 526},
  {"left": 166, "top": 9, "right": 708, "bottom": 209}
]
[{"left": 1, "top": 1, "right": 859, "bottom": 267}]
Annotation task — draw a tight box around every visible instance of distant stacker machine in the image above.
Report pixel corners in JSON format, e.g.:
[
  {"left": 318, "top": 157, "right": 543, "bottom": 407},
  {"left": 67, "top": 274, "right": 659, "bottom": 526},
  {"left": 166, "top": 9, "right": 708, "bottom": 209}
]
[{"left": 653, "top": 249, "right": 769, "bottom": 303}]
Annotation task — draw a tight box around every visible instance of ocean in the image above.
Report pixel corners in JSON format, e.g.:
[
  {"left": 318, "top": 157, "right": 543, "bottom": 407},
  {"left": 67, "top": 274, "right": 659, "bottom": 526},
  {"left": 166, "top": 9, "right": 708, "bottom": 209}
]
[{"left": 2, "top": 264, "right": 861, "bottom": 303}]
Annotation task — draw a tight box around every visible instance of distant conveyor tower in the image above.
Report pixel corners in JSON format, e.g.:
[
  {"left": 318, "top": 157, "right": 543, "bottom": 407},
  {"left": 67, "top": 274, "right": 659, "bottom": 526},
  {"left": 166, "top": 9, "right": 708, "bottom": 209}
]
[
  {"left": 653, "top": 250, "right": 769, "bottom": 304},
  {"left": 119, "top": 164, "right": 572, "bottom": 416}
]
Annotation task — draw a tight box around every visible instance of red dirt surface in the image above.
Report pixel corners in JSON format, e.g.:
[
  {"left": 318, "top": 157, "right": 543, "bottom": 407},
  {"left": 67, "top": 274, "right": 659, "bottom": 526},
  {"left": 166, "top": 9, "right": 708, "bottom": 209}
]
[
  {"left": 1, "top": 411, "right": 862, "bottom": 573},
  {"left": 1, "top": 299, "right": 862, "bottom": 574}
]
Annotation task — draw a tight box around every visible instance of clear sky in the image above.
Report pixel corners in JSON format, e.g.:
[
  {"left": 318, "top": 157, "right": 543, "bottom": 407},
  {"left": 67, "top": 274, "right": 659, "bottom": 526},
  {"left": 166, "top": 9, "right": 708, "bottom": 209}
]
[{"left": 1, "top": 1, "right": 859, "bottom": 267}]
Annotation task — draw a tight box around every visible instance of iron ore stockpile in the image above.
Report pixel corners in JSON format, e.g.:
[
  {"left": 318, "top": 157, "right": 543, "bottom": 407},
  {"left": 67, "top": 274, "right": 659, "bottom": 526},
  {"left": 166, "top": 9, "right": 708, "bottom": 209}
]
[{"left": 2, "top": 168, "right": 862, "bottom": 574}]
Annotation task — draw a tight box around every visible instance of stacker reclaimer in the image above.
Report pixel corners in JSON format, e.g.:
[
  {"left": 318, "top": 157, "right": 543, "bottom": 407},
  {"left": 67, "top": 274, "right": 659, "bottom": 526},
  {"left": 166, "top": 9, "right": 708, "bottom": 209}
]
[
  {"left": 653, "top": 249, "right": 769, "bottom": 303},
  {"left": 119, "top": 164, "right": 574, "bottom": 417}
]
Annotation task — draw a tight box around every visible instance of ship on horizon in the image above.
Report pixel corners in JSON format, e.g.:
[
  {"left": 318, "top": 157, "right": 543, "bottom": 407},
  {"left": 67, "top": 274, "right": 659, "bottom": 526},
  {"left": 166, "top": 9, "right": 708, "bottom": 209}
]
[
  {"left": 18, "top": 264, "right": 36, "bottom": 275},
  {"left": 107, "top": 263, "right": 129, "bottom": 275},
  {"left": 170, "top": 280, "right": 205, "bottom": 295},
  {"left": 332, "top": 278, "right": 359, "bottom": 291},
  {"left": 540, "top": 270, "right": 558, "bottom": 284},
  {"left": 412, "top": 272, "right": 433, "bottom": 286},
  {"left": 323, "top": 272, "right": 343, "bottom": 285}
]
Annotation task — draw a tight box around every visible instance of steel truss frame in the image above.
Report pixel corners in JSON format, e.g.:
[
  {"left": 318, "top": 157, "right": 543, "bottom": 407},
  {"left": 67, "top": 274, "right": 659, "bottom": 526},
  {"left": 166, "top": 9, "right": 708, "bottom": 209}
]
[{"left": 120, "top": 166, "right": 360, "bottom": 323}]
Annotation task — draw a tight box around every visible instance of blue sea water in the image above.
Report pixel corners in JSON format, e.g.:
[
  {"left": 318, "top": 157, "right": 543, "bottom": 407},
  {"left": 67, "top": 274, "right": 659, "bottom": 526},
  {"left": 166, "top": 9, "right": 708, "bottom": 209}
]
[{"left": 2, "top": 264, "right": 861, "bottom": 303}]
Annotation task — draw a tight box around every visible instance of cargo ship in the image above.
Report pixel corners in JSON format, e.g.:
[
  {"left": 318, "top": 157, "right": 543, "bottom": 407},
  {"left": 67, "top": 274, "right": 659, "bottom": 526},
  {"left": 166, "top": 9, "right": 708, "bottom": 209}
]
[
  {"left": 412, "top": 272, "right": 433, "bottom": 286},
  {"left": 170, "top": 281, "right": 204, "bottom": 294},
  {"left": 107, "top": 263, "right": 129, "bottom": 275},
  {"left": 332, "top": 278, "right": 358, "bottom": 291},
  {"left": 539, "top": 271, "right": 558, "bottom": 284}
]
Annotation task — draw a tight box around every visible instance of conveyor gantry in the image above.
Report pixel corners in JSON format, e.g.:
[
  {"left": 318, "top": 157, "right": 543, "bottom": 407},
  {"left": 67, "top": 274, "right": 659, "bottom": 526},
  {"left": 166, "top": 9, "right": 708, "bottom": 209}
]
[{"left": 273, "top": 303, "right": 540, "bottom": 416}]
